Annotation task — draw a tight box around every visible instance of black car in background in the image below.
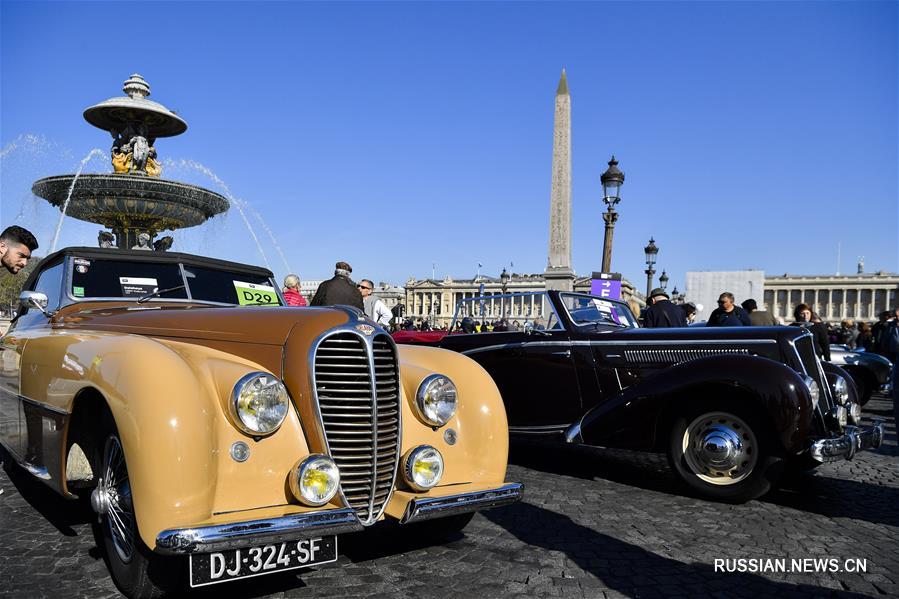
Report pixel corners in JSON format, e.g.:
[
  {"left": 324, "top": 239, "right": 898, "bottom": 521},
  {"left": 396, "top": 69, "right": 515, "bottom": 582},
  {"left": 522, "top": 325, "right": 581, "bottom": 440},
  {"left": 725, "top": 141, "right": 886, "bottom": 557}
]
[
  {"left": 828, "top": 344, "right": 893, "bottom": 404},
  {"left": 395, "top": 291, "right": 884, "bottom": 503}
]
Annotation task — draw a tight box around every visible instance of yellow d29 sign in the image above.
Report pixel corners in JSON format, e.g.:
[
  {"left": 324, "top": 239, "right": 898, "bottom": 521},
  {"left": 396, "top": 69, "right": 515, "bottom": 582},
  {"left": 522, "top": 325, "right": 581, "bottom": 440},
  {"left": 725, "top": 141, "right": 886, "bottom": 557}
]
[{"left": 233, "top": 281, "right": 281, "bottom": 306}]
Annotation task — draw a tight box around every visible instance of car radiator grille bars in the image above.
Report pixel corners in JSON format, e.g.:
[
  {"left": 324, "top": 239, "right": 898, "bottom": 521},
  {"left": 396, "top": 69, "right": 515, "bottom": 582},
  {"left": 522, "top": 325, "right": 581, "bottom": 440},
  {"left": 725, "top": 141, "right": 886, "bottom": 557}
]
[
  {"left": 312, "top": 332, "right": 401, "bottom": 525},
  {"left": 624, "top": 348, "right": 750, "bottom": 364}
]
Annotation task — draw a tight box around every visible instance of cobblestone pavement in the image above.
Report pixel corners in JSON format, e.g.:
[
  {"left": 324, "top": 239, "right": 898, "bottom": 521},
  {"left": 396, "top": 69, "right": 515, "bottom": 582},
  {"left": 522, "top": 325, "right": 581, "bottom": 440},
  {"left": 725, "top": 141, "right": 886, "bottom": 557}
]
[{"left": 1, "top": 396, "right": 897, "bottom": 598}]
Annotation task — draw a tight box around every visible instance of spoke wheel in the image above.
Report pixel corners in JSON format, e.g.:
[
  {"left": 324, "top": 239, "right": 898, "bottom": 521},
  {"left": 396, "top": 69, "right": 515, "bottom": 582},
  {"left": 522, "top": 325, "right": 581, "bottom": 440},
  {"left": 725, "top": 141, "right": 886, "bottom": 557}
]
[
  {"left": 100, "top": 435, "right": 135, "bottom": 563},
  {"left": 91, "top": 421, "right": 181, "bottom": 599}
]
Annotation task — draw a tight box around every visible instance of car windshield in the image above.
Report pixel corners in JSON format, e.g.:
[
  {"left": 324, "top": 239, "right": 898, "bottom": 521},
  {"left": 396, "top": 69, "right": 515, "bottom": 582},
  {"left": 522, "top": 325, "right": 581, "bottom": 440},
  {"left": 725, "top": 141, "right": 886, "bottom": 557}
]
[
  {"left": 68, "top": 257, "right": 282, "bottom": 306},
  {"left": 449, "top": 292, "right": 563, "bottom": 333},
  {"left": 559, "top": 293, "right": 638, "bottom": 329}
]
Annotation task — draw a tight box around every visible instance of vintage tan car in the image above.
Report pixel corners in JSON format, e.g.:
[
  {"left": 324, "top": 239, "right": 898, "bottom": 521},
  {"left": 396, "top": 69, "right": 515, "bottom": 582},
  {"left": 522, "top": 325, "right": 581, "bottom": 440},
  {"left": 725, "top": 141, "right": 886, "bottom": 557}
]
[{"left": 0, "top": 247, "right": 521, "bottom": 598}]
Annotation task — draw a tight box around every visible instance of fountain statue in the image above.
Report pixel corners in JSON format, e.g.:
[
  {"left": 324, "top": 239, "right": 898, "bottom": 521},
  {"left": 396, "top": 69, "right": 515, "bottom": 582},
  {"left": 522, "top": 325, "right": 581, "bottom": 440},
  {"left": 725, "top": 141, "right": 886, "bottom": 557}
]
[{"left": 31, "top": 74, "right": 229, "bottom": 250}]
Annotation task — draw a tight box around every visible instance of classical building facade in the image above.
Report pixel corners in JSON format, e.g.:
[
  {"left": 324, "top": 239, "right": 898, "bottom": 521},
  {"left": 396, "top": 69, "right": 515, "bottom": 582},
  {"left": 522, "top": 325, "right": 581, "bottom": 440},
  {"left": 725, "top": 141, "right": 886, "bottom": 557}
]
[
  {"left": 763, "top": 271, "right": 899, "bottom": 322},
  {"left": 686, "top": 269, "right": 899, "bottom": 323},
  {"left": 404, "top": 274, "right": 639, "bottom": 328}
]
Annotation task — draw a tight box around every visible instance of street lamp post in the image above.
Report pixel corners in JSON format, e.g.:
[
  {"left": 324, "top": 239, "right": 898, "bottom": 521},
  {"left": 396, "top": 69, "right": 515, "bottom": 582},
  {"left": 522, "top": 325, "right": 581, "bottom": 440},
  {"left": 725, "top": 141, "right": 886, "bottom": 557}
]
[
  {"left": 659, "top": 270, "right": 669, "bottom": 291},
  {"left": 644, "top": 237, "right": 658, "bottom": 300},
  {"left": 500, "top": 267, "right": 510, "bottom": 321},
  {"left": 600, "top": 156, "right": 625, "bottom": 273}
]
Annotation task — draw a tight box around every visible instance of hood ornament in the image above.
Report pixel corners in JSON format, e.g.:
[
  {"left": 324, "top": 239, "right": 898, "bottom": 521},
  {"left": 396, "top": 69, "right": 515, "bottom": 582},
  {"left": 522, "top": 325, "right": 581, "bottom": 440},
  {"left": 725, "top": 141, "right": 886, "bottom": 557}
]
[{"left": 355, "top": 324, "right": 375, "bottom": 336}]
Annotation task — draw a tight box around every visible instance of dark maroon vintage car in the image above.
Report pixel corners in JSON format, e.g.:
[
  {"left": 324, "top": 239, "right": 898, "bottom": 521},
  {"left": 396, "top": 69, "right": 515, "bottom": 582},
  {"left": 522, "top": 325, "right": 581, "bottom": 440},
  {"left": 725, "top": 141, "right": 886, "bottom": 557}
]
[{"left": 394, "top": 291, "right": 884, "bottom": 503}]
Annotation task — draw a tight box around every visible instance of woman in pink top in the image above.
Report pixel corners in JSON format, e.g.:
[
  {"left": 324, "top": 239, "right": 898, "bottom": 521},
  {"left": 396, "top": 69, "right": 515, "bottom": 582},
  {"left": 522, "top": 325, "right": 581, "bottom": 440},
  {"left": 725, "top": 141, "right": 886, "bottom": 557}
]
[{"left": 282, "top": 274, "right": 307, "bottom": 306}]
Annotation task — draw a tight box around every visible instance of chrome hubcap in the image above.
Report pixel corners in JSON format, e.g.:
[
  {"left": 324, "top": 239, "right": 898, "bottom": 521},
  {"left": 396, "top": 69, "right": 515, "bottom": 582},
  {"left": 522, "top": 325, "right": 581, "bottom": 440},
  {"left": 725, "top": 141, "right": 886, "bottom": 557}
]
[
  {"left": 682, "top": 412, "right": 757, "bottom": 485},
  {"left": 97, "top": 435, "right": 134, "bottom": 563}
]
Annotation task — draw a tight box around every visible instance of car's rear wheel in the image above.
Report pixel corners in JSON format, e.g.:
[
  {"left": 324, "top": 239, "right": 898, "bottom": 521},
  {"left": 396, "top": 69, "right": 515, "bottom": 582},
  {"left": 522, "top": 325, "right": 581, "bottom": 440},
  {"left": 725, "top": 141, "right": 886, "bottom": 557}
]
[
  {"left": 668, "top": 405, "right": 778, "bottom": 503},
  {"left": 92, "top": 425, "right": 179, "bottom": 598}
]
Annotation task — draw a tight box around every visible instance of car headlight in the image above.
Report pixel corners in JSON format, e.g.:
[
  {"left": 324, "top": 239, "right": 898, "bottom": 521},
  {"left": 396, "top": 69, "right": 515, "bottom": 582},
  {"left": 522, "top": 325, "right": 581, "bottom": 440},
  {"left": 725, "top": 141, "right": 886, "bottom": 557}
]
[
  {"left": 415, "top": 374, "right": 457, "bottom": 427},
  {"left": 230, "top": 372, "right": 290, "bottom": 435},
  {"left": 801, "top": 375, "right": 820, "bottom": 409},
  {"left": 402, "top": 445, "right": 444, "bottom": 491},
  {"left": 290, "top": 455, "right": 340, "bottom": 506},
  {"left": 831, "top": 375, "right": 850, "bottom": 405}
]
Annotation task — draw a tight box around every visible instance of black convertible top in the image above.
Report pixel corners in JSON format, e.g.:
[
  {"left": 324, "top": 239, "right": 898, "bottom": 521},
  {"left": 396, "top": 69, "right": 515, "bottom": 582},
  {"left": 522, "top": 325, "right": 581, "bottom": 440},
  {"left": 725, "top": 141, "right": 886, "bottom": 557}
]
[{"left": 23, "top": 246, "right": 274, "bottom": 291}]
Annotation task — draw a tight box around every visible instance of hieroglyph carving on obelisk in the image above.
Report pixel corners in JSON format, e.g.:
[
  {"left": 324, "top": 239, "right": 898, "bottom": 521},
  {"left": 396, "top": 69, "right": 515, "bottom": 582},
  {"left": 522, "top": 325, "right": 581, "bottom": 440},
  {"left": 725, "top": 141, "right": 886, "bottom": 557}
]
[{"left": 544, "top": 69, "right": 575, "bottom": 291}]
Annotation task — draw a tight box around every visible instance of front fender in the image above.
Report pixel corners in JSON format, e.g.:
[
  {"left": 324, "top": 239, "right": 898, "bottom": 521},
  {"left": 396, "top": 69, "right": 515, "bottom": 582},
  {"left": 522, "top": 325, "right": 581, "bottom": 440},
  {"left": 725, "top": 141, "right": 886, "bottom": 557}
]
[
  {"left": 395, "top": 344, "right": 509, "bottom": 488},
  {"left": 572, "top": 354, "right": 815, "bottom": 455}
]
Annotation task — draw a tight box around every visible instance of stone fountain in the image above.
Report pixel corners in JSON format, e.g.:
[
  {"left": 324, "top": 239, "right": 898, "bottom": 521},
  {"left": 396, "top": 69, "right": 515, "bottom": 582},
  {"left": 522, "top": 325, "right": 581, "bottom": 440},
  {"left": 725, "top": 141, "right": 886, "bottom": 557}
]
[{"left": 32, "top": 74, "right": 229, "bottom": 250}]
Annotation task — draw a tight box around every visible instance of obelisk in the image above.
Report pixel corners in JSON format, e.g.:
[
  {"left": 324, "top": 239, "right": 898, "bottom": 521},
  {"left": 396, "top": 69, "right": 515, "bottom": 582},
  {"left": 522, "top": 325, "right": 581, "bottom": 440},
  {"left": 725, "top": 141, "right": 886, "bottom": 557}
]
[{"left": 544, "top": 69, "right": 576, "bottom": 292}]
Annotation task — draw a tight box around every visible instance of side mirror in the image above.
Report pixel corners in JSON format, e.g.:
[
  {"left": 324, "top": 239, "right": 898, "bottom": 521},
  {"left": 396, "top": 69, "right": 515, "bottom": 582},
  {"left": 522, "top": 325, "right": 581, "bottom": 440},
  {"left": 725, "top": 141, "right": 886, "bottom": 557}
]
[{"left": 19, "top": 291, "right": 53, "bottom": 318}]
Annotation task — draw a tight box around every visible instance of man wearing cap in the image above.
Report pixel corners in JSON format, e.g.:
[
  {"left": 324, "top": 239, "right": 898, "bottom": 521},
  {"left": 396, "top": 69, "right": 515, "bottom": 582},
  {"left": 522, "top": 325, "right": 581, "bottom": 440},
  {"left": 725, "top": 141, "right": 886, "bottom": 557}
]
[
  {"left": 642, "top": 288, "right": 686, "bottom": 328},
  {"left": 310, "top": 261, "right": 363, "bottom": 310}
]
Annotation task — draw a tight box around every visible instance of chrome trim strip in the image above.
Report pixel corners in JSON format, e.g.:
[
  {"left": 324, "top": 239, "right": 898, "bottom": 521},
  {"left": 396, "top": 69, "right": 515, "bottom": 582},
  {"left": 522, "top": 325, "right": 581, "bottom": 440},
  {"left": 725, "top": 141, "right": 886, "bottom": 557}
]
[
  {"left": 366, "top": 332, "right": 379, "bottom": 520},
  {"left": 461, "top": 338, "right": 777, "bottom": 356},
  {"left": 155, "top": 508, "right": 363, "bottom": 555},
  {"left": 400, "top": 483, "right": 523, "bottom": 524}
]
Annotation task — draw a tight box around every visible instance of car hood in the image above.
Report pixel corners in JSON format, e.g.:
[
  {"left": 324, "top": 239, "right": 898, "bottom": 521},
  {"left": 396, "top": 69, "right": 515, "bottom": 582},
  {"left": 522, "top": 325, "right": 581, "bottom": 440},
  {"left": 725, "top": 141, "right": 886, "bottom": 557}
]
[{"left": 54, "top": 302, "right": 351, "bottom": 346}]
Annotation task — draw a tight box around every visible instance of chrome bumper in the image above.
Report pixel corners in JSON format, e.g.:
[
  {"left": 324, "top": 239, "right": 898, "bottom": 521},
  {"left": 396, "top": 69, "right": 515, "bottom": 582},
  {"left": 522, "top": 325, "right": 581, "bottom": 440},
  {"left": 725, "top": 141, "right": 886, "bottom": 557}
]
[
  {"left": 810, "top": 422, "right": 884, "bottom": 462},
  {"left": 156, "top": 508, "right": 363, "bottom": 555},
  {"left": 400, "top": 482, "right": 523, "bottom": 524}
]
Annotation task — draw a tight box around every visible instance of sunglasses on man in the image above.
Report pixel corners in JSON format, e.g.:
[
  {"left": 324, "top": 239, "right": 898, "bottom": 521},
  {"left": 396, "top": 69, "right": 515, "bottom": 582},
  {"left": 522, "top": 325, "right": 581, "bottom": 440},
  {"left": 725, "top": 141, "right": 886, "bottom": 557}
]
[{"left": 358, "top": 285, "right": 373, "bottom": 291}]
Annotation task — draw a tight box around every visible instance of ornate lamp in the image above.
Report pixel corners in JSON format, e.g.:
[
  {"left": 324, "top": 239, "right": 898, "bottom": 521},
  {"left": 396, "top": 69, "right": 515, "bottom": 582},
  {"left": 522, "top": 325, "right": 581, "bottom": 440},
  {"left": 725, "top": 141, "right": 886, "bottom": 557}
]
[
  {"left": 600, "top": 156, "right": 625, "bottom": 273},
  {"left": 644, "top": 238, "right": 658, "bottom": 300}
]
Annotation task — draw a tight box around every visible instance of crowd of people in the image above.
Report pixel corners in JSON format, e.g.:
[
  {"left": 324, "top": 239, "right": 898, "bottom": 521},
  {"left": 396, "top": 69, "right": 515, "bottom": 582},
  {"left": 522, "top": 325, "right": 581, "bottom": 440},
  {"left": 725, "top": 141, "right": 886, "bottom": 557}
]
[{"left": 642, "top": 286, "right": 899, "bottom": 365}]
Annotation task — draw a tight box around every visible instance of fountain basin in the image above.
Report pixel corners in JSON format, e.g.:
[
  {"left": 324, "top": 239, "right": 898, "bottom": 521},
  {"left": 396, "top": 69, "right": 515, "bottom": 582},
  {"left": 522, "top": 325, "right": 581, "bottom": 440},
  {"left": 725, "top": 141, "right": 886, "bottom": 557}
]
[{"left": 33, "top": 173, "right": 229, "bottom": 237}]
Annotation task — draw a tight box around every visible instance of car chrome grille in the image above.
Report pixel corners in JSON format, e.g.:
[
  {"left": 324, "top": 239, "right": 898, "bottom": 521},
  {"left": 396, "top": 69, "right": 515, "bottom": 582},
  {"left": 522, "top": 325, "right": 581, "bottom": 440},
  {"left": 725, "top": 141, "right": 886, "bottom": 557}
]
[
  {"left": 624, "top": 348, "right": 749, "bottom": 364},
  {"left": 312, "top": 331, "right": 401, "bottom": 525},
  {"left": 794, "top": 334, "right": 834, "bottom": 412}
]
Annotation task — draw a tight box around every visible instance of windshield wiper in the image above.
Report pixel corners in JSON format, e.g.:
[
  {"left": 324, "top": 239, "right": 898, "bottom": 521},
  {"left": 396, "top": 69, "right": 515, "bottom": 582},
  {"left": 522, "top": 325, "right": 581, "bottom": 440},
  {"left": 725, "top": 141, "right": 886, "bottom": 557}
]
[{"left": 136, "top": 285, "right": 187, "bottom": 304}]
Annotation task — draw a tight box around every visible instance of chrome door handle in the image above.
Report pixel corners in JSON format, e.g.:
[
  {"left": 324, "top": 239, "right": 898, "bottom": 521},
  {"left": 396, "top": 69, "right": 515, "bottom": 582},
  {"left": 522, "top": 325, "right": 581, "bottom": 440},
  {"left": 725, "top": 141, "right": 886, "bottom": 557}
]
[{"left": 551, "top": 349, "right": 571, "bottom": 358}]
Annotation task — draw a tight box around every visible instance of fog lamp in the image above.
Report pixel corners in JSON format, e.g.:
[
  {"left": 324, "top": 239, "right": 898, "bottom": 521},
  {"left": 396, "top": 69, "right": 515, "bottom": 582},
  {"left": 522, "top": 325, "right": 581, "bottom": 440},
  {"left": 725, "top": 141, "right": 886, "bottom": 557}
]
[
  {"left": 402, "top": 445, "right": 443, "bottom": 491},
  {"left": 830, "top": 405, "right": 848, "bottom": 429},
  {"left": 290, "top": 455, "right": 340, "bottom": 506},
  {"left": 801, "top": 375, "right": 820, "bottom": 408},
  {"left": 847, "top": 402, "right": 862, "bottom": 425}
]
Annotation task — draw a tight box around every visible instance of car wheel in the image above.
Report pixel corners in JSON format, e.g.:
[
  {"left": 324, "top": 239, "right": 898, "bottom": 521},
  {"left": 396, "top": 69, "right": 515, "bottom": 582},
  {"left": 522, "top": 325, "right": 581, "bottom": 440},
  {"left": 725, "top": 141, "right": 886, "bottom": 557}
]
[
  {"left": 92, "top": 428, "right": 179, "bottom": 598},
  {"left": 668, "top": 406, "right": 778, "bottom": 503}
]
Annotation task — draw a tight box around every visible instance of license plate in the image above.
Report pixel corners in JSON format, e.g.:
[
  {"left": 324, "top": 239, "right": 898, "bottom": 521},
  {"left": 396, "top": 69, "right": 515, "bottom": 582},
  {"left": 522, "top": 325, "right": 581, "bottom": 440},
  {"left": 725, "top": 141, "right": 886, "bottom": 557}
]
[{"left": 189, "top": 536, "right": 337, "bottom": 587}]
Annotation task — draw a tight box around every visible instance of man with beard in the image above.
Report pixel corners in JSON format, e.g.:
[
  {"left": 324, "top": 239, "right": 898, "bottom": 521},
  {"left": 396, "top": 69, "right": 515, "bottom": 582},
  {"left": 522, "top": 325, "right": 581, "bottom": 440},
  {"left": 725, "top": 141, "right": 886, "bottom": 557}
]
[{"left": 0, "top": 226, "right": 38, "bottom": 275}]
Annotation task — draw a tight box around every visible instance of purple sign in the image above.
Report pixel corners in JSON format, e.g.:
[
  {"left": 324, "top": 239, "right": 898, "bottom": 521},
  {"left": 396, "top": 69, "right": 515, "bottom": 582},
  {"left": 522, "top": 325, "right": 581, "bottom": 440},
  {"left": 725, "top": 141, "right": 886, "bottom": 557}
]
[{"left": 590, "top": 272, "right": 622, "bottom": 300}]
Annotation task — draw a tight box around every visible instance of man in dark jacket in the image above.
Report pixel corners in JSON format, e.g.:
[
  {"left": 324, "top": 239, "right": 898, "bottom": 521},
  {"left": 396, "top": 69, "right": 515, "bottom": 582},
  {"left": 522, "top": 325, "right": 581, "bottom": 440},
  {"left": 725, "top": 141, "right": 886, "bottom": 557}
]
[
  {"left": 310, "top": 261, "right": 363, "bottom": 310},
  {"left": 741, "top": 298, "right": 778, "bottom": 326},
  {"left": 643, "top": 288, "right": 686, "bottom": 328},
  {"left": 707, "top": 292, "right": 751, "bottom": 326}
]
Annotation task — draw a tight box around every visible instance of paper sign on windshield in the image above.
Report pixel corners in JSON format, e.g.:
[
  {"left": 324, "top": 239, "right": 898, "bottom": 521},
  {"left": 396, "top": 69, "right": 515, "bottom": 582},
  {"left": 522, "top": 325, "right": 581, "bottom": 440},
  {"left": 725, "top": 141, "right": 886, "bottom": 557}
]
[
  {"left": 233, "top": 281, "right": 280, "bottom": 306},
  {"left": 120, "top": 277, "right": 158, "bottom": 297}
]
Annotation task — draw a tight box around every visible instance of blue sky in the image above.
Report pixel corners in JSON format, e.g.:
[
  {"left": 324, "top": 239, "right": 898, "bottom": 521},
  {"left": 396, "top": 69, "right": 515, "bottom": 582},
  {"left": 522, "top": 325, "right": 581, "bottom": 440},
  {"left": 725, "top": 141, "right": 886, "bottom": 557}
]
[{"left": 1, "top": 1, "right": 896, "bottom": 290}]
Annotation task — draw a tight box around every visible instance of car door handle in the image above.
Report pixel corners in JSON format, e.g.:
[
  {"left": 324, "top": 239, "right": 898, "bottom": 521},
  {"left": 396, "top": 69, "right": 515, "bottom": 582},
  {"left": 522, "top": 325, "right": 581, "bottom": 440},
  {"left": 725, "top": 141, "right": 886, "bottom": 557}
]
[{"left": 551, "top": 349, "right": 571, "bottom": 358}]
